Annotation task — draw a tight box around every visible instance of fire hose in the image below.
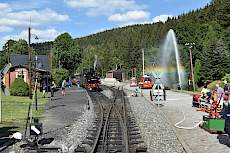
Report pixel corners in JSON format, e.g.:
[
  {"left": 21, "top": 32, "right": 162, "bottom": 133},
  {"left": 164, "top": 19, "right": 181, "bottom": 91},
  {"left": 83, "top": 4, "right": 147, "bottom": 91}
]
[
  {"left": 174, "top": 109, "right": 204, "bottom": 129},
  {"left": 174, "top": 92, "right": 229, "bottom": 130}
]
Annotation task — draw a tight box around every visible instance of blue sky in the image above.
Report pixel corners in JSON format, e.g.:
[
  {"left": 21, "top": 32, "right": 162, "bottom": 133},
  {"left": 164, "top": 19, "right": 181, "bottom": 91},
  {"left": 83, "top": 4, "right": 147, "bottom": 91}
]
[{"left": 0, "top": 0, "right": 211, "bottom": 48}]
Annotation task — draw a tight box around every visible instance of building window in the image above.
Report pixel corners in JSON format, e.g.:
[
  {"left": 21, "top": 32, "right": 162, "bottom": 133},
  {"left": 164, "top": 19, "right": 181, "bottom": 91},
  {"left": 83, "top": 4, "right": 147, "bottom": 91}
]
[
  {"left": 18, "top": 74, "right": 24, "bottom": 79},
  {"left": 16, "top": 68, "right": 27, "bottom": 82},
  {"left": 17, "top": 70, "right": 24, "bottom": 78}
]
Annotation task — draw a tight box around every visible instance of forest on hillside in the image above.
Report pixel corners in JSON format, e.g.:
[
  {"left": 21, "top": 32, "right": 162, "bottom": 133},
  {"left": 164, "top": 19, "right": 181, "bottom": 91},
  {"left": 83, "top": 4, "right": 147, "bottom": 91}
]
[
  {"left": 0, "top": 0, "right": 229, "bottom": 86},
  {"left": 75, "top": 0, "right": 230, "bottom": 85}
]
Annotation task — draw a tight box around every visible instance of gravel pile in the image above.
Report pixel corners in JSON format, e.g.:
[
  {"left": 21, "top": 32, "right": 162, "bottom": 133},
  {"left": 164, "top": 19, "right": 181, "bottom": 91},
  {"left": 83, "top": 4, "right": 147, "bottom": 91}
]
[{"left": 127, "top": 96, "right": 185, "bottom": 153}]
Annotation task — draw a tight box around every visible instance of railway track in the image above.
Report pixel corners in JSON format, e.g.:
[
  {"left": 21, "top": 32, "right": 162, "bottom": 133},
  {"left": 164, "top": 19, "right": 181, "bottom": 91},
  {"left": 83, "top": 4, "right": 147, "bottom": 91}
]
[{"left": 75, "top": 86, "right": 147, "bottom": 153}]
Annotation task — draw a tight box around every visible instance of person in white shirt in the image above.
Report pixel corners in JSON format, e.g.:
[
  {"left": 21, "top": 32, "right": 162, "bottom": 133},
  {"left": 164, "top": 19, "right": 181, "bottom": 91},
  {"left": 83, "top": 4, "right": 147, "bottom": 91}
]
[
  {"left": 216, "top": 84, "right": 224, "bottom": 108},
  {"left": 200, "top": 84, "right": 210, "bottom": 98}
]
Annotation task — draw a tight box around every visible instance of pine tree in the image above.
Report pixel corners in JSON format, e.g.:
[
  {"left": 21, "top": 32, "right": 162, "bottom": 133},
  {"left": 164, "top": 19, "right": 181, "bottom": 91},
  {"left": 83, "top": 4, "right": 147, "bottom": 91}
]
[
  {"left": 194, "top": 59, "right": 202, "bottom": 86},
  {"left": 215, "top": 39, "right": 230, "bottom": 77}
]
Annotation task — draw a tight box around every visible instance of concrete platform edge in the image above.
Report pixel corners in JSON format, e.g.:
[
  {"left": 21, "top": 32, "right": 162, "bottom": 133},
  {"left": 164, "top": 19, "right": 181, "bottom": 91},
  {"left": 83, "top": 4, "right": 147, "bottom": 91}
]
[{"left": 84, "top": 89, "right": 93, "bottom": 111}]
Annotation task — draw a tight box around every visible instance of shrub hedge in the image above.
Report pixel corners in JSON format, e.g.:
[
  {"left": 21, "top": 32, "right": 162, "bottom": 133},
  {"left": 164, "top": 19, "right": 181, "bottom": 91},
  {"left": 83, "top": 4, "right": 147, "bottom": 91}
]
[{"left": 10, "top": 77, "right": 29, "bottom": 96}]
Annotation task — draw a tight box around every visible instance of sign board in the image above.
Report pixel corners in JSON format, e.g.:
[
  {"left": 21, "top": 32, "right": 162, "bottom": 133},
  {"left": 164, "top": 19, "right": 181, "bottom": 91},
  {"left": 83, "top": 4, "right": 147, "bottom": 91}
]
[
  {"left": 30, "top": 122, "right": 43, "bottom": 136},
  {"left": 152, "top": 75, "right": 166, "bottom": 106}
]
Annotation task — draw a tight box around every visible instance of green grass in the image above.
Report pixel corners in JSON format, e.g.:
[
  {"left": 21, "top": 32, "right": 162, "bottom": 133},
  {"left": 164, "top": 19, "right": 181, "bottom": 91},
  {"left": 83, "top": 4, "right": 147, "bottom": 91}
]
[{"left": 0, "top": 92, "right": 49, "bottom": 130}]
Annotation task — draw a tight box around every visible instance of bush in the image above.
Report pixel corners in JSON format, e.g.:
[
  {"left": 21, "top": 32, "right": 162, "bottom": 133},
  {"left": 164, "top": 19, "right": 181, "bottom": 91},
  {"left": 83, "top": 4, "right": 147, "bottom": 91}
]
[
  {"left": 10, "top": 77, "right": 29, "bottom": 96},
  {"left": 222, "top": 74, "right": 230, "bottom": 83}
]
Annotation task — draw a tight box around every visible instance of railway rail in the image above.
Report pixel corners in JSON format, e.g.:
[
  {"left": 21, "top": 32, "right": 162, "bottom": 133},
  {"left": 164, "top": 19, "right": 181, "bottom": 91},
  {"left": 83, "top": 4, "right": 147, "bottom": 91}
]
[{"left": 75, "top": 86, "right": 147, "bottom": 153}]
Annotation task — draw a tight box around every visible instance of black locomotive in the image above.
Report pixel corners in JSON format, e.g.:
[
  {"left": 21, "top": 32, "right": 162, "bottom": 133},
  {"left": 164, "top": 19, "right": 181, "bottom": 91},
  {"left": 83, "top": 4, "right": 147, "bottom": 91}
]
[{"left": 81, "top": 69, "right": 100, "bottom": 91}]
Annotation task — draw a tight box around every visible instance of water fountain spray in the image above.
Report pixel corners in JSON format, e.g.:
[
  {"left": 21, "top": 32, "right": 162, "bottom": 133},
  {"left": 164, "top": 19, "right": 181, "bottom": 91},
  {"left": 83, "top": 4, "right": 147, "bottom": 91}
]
[{"left": 160, "top": 29, "right": 184, "bottom": 89}]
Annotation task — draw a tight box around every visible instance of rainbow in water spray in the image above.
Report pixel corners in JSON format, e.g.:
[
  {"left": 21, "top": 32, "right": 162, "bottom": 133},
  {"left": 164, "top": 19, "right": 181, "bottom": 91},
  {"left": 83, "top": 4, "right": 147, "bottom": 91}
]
[{"left": 144, "top": 66, "right": 186, "bottom": 76}]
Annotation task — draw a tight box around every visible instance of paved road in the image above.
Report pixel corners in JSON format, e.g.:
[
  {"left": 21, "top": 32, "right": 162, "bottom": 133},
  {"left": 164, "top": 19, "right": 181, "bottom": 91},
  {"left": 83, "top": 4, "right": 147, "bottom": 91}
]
[
  {"left": 126, "top": 86, "right": 230, "bottom": 153},
  {"left": 41, "top": 86, "right": 88, "bottom": 133}
]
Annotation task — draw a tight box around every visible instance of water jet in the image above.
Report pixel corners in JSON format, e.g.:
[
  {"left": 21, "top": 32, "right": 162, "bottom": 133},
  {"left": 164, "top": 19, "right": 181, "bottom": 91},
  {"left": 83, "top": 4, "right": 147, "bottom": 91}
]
[{"left": 160, "top": 29, "right": 185, "bottom": 89}]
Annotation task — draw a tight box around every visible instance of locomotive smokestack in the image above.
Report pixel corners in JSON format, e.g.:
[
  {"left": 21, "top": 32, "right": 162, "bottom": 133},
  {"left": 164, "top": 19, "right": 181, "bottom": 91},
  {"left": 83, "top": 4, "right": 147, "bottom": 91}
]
[{"left": 94, "top": 55, "right": 98, "bottom": 71}]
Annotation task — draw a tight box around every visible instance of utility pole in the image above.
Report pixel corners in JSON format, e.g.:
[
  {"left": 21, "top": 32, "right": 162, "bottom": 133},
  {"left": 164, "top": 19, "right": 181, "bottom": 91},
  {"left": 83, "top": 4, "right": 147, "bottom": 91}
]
[
  {"left": 28, "top": 27, "right": 32, "bottom": 99},
  {"left": 142, "top": 49, "right": 144, "bottom": 76},
  {"left": 185, "top": 43, "right": 195, "bottom": 92}
]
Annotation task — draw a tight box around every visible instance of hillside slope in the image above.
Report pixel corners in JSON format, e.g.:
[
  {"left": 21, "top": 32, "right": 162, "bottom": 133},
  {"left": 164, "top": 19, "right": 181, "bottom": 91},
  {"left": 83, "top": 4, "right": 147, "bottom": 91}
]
[{"left": 75, "top": 0, "right": 229, "bottom": 82}]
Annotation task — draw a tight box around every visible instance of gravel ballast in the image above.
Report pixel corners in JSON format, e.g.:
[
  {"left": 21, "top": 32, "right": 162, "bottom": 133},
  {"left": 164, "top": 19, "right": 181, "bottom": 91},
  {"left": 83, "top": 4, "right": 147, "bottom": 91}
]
[
  {"left": 45, "top": 90, "right": 95, "bottom": 152},
  {"left": 100, "top": 89, "right": 113, "bottom": 99},
  {"left": 48, "top": 108, "right": 95, "bottom": 152},
  {"left": 125, "top": 91, "right": 185, "bottom": 153}
]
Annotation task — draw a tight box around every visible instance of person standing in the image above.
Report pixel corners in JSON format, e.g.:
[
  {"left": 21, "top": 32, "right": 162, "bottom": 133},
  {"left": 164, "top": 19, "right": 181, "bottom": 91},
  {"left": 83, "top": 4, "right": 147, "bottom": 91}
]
[
  {"left": 61, "top": 80, "right": 66, "bottom": 96},
  {"left": 216, "top": 84, "right": 224, "bottom": 98},
  {"left": 224, "top": 81, "right": 229, "bottom": 91},
  {"left": 42, "top": 80, "right": 47, "bottom": 98},
  {"left": 77, "top": 80, "right": 80, "bottom": 88},
  {"left": 216, "top": 84, "right": 224, "bottom": 108},
  {"left": 50, "top": 81, "right": 56, "bottom": 99},
  {"left": 223, "top": 81, "right": 230, "bottom": 106},
  {"left": 68, "top": 79, "right": 72, "bottom": 88}
]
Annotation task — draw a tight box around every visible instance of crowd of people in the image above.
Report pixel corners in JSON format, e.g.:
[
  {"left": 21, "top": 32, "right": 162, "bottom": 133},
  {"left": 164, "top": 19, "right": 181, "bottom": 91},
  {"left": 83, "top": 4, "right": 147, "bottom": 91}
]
[
  {"left": 40, "top": 78, "right": 75, "bottom": 99},
  {"left": 199, "top": 81, "right": 229, "bottom": 108}
]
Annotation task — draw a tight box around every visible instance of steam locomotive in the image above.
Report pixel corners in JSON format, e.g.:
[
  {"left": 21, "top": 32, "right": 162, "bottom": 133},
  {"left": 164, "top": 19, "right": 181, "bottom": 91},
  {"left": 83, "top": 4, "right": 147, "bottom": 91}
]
[{"left": 81, "top": 69, "right": 100, "bottom": 91}]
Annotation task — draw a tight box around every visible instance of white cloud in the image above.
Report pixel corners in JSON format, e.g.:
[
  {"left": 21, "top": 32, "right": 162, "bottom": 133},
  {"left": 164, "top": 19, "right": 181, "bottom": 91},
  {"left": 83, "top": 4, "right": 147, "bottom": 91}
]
[
  {"left": 0, "top": 3, "right": 11, "bottom": 13},
  {"left": 2, "top": 28, "right": 61, "bottom": 43},
  {"left": 64, "top": 0, "right": 144, "bottom": 16},
  {"left": 0, "top": 3, "right": 9, "bottom": 9},
  {"left": 152, "top": 15, "right": 173, "bottom": 23},
  {"left": 30, "top": 28, "right": 62, "bottom": 42},
  {"left": 0, "top": 26, "right": 13, "bottom": 32},
  {"left": 0, "top": 3, "right": 70, "bottom": 33},
  {"left": 108, "top": 13, "right": 175, "bottom": 27},
  {"left": 0, "top": 9, "right": 69, "bottom": 28},
  {"left": 108, "top": 10, "right": 150, "bottom": 22},
  {"left": 65, "top": 0, "right": 99, "bottom": 8}
]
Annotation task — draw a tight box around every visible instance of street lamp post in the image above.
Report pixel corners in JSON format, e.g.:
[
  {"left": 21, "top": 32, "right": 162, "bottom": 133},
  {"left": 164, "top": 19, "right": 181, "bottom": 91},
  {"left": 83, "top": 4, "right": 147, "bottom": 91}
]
[
  {"left": 34, "top": 56, "right": 38, "bottom": 110},
  {"left": 28, "top": 27, "right": 38, "bottom": 99},
  {"left": 28, "top": 27, "right": 32, "bottom": 99},
  {"left": 185, "top": 42, "right": 195, "bottom": 92}
]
